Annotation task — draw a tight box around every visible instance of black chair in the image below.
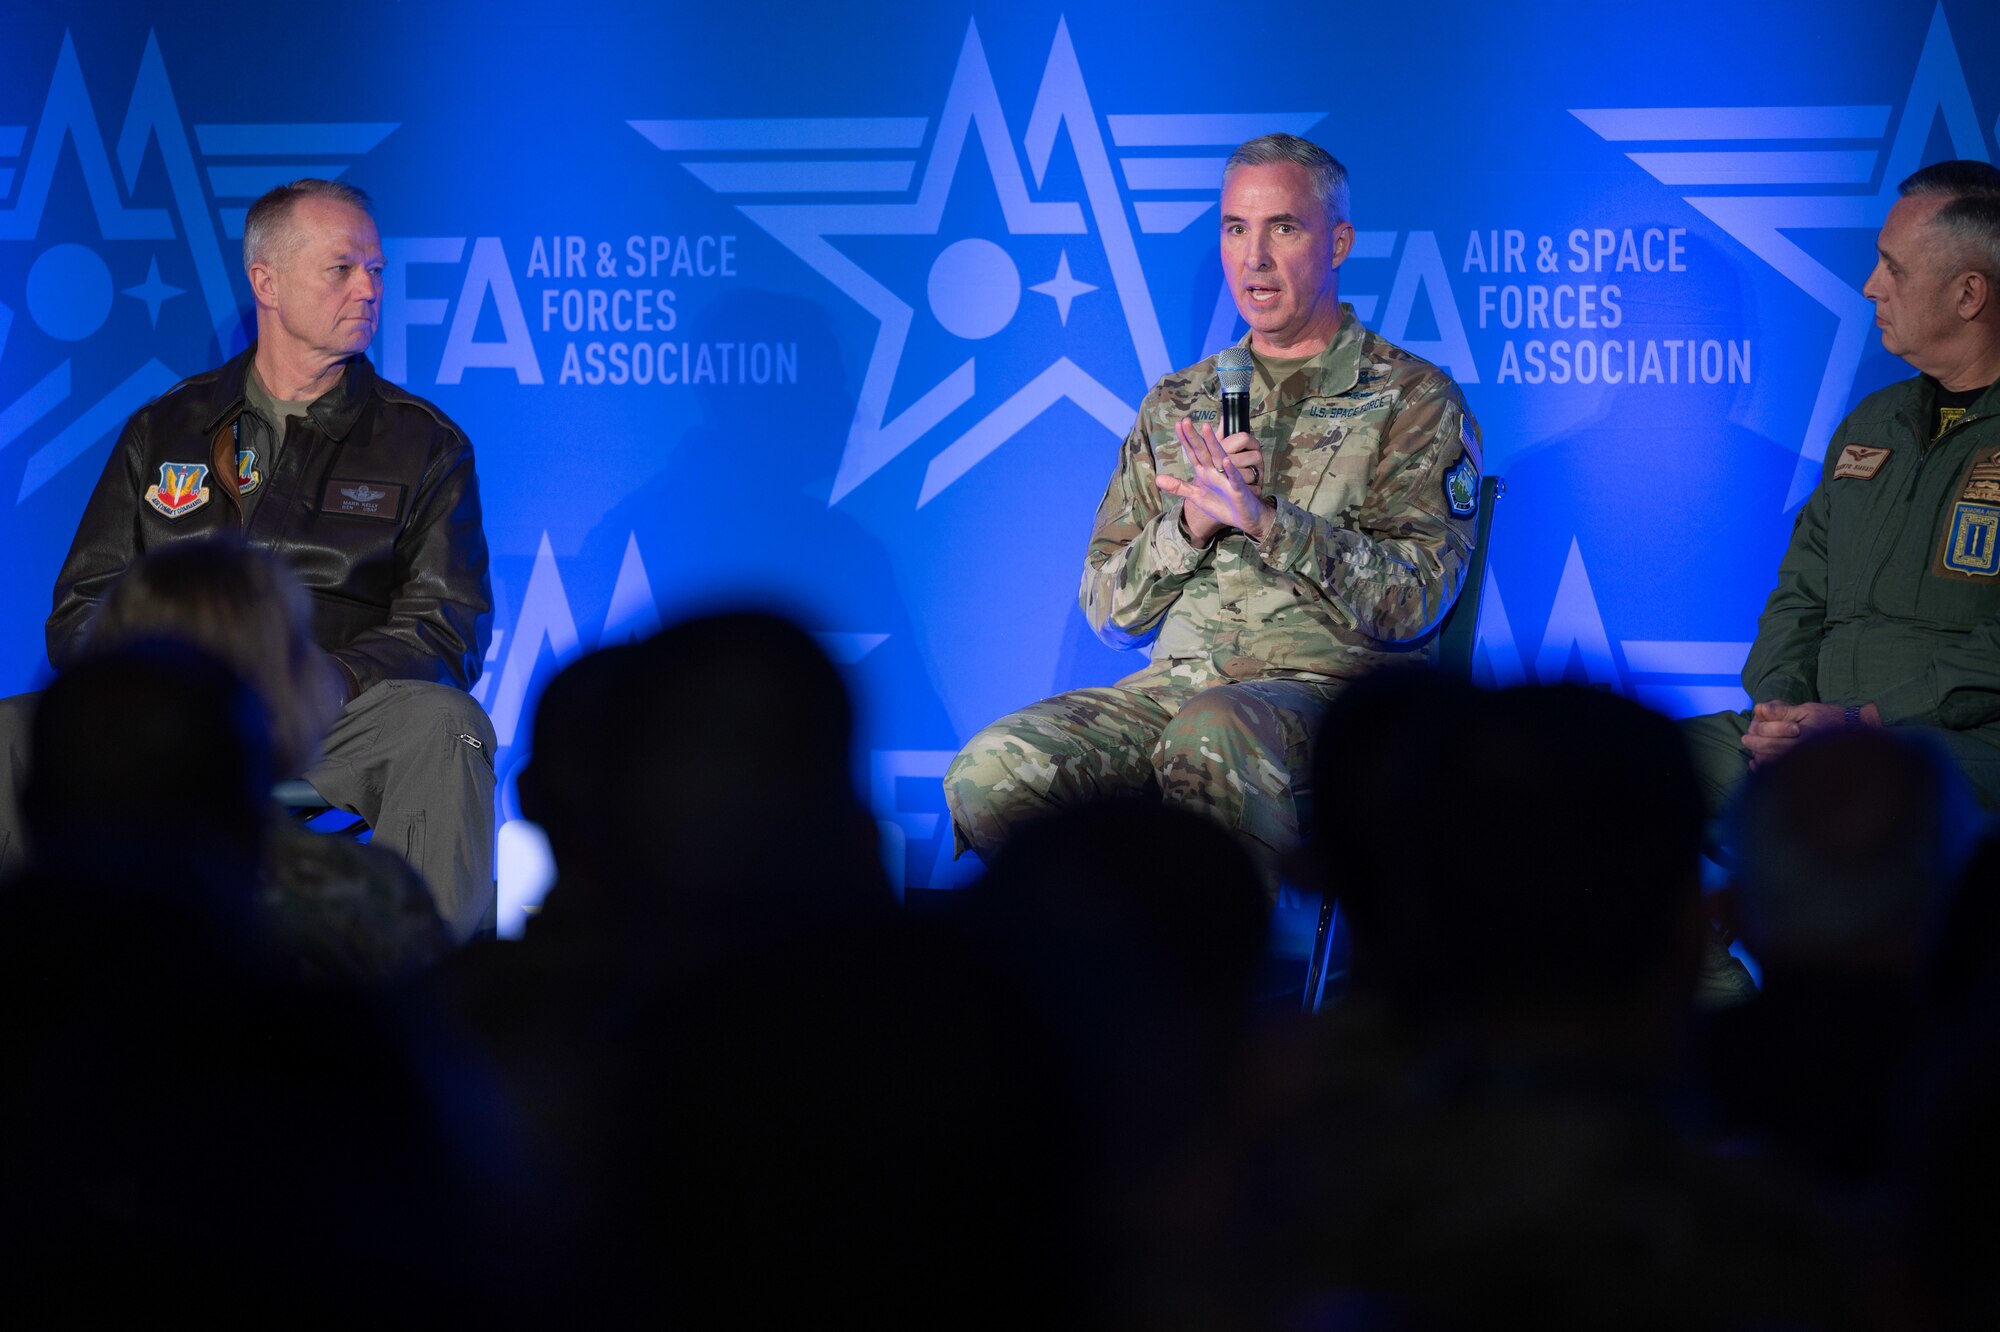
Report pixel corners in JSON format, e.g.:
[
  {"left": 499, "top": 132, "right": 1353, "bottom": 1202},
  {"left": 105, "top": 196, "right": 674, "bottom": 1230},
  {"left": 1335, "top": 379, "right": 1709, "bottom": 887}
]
[
  {"left": 273, "top": 778, "right": 370, "bottom": 838},
  {"left": 1301, "top": 474, "right": 1506, "bottom": 1013}
]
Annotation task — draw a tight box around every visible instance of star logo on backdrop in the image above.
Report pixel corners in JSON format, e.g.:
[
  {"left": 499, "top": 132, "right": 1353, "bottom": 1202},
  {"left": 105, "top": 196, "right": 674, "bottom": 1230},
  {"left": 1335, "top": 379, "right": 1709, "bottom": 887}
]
[
  {"left": 0, "top": 30, "right": 395, "bottom": 506},
  {"left": 1032, "top": 251, "right": 1095, "bottom": 325},
  {"left": 634, "top": 17, "right": 1321, "bottom": 507},
  {"left": 1573, "top": 1, "right": 1994, "bottom": 508},
  {"left": 123, "top": 256, "right": 183, "bottom": 326}
]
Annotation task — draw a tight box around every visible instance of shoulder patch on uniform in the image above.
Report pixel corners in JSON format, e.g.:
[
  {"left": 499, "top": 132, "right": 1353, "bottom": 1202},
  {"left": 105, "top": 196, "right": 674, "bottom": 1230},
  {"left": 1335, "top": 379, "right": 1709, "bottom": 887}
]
[
  {"left": 145, "top": 462, "right": 210, "bottom": 519},
  {"left": 1938, "top": 501, "right": 2000, "bottom": 579},
  {"left": 1458, "top": 415, "right": 1483, "bottom": 471},
  {"left": 1833, "top": 444, "right": 1891, "bottom": 480},
  {"left": 1443, "top": 453, "right": 1478, "bottom": 520}
]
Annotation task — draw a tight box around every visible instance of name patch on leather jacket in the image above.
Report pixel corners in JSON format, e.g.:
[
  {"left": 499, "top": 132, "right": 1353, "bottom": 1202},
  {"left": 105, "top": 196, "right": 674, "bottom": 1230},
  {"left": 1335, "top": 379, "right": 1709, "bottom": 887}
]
[
  {"left": 320, "top": 479, "right": 406, "bottom": 522},
  {"left": 1832, "top": 444, "right": 1891, "bottom": 480}
]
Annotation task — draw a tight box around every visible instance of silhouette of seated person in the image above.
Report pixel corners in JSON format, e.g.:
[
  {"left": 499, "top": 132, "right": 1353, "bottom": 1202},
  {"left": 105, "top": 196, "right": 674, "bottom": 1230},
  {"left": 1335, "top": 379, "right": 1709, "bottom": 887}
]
[
  {"left": 1702, "top": 727, "right": 1983, "bottom": 1189},
  {"left": 1901, "top": 830, "right": 2000, "bottom": 1330},
  {"left": 84, "top": 538, "right": 448, "bottom": 986},
  {"left": 0, "top": 641, "right": 489, "bottom": 1322},
  {"left": 428, "top": 615, "right": 905, "bottom": 1270},
  {"left": 518, "top": 610, "right": 891, "bottom": 961},
  {"left": 948, "top": 797, "right": 1269, "bottom": 1326},
  {"left": 1248, "top": 680, "right": 1850, "bottom": 1328},
  {"left": 429, "top": 613, "right": 1081, "bottom": 1325},
  {"left": 15, "top": 640, "right": 273, "bottom": 917}
]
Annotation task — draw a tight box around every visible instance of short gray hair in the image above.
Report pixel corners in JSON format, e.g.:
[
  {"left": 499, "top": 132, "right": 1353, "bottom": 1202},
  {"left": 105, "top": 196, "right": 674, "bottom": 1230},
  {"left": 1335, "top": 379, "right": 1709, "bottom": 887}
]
[
  {"left": 242, "top": 178, "right": 375, "bottom": 273},
  {"left": 1223, "top": 133, "right": 1350, "bottom": 224},
  {"left": 1898, "top": 159, "right": 2000, "bottom": 280}
]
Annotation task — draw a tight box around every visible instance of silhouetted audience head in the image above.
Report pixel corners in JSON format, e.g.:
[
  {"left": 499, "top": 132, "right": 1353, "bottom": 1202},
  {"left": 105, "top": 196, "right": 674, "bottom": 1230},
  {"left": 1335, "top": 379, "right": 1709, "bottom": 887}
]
[
  {"left": 87, "top": 536, "right": 339, "bottom": 776},
  {"left": 75, "top": 537, "right": 450, "bottom": 987},
  {"left": 1728, "top": 726, "right": 1982, "bottom": 980},
  {"left": 1440, "top": 684, "right": 1706, "bottom": 1020},
  {"left": 519, "top": 609, "right": 883, "bottom": 913},
  {"left": 1309, "top": 678, "right": 1705, "bottom": 1025},
  {"left": 977, "top": 797, "right": 1270, "bottom": 1020},
  {"left": 516, "top": 639, "right": 640, "bottom": 896},
  {"left": 21, "top": 638, "right": 271, "bottom": 891}
]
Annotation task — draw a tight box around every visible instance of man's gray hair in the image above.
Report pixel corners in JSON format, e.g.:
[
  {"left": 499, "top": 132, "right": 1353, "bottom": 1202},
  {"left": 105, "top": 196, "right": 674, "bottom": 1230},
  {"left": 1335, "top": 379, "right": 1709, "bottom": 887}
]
[
  {"left": 241, "top": 178, "right": 375, "bottom": 273},
  {"left": 1223, "top": 133, "right": 1350, "bottom": 224},
  {"left": 1898, "top": 159, "right": 2000, "bottom": 280}
]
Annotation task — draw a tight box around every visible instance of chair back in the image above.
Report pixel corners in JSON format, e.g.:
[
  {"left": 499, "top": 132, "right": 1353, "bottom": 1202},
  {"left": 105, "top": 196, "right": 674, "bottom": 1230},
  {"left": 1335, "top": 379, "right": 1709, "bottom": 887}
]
[{"left": 1433, "top": 474, "right": 1506, "bottom": 679}]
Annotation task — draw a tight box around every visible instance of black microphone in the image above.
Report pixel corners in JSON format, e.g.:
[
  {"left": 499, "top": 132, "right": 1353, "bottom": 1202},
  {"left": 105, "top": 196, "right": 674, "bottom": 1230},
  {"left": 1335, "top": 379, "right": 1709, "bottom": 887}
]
[{"left": 1217, "top": 346, "right": 1253, "bottom": 438}]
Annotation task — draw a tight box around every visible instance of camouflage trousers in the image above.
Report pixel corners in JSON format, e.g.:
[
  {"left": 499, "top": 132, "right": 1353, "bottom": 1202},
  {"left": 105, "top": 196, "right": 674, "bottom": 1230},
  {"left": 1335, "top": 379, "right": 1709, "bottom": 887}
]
[{"left": 943, "top": 673, "right": 1343, "bottom": 895}]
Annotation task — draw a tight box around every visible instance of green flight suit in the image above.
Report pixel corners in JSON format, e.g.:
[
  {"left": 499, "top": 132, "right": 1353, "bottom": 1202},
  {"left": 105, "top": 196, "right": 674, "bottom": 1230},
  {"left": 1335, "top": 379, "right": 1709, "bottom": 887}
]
[{"left": 1684, "top": 374, "right": 2000, "bottom": 812}]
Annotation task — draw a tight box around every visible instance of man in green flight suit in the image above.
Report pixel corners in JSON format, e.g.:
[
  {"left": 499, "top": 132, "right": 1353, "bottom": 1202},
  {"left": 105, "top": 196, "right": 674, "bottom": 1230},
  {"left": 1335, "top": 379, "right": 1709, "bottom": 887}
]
[
  {"left": 944, "top": 133, "right": 1482, "bottom": 892},
  {"left": 1684, "top": 160, "right": 2000, "bottom": 813}
]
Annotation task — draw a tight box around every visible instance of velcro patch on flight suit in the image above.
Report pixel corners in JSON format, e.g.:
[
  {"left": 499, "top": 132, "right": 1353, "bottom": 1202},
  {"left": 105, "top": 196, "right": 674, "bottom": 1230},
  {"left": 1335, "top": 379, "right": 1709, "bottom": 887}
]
[
  {"left": 1958, "top": 450, "right": 2000, "bottom": 505},
  {"left": 1937, "top": 502, "right": 2000, "bottom": 579},
  {"left": 1832, "top": 444, "right": 1891, "bottom": 480},
  {"left": 1459, "top": 415, "right": 1483, "bottom": 471}
]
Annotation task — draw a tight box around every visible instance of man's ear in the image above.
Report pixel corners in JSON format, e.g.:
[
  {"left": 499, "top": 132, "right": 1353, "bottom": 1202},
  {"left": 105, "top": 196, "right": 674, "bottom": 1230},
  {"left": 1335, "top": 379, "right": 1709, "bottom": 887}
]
[
  {"left": 247, "top": 259, "right": 278, "bottom": 311},
  {"left": 1330, "top": 220, "right": 1355, "bottom": 271},
  {"left": 1957, "top": 269, "right": 1992, "bottom": 323}
]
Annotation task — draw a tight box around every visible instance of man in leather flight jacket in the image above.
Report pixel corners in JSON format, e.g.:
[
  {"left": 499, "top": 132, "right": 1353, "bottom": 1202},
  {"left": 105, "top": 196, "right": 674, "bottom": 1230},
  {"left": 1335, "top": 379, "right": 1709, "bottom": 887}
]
[{"left": 11, "top": 178, "right": 495, "bottom": 939}]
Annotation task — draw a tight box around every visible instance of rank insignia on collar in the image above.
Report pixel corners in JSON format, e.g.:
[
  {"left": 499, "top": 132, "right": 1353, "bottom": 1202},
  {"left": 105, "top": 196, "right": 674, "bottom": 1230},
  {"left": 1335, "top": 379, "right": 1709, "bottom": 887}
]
[
  {"left": 235, "top": 448, "right": 262, "bottom": 498},
  {"left": 1443, "top": 453, "right": 1478, "bottom": 519},
  {"left": 145, "top": 462, "right": 210, "bottom": 519}
]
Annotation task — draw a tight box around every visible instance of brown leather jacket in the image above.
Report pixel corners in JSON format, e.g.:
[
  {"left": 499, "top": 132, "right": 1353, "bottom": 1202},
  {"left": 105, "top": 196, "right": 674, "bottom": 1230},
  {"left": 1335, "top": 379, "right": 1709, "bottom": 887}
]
[{"left": 47, "top": 348, "right": 491, "bottom": 699}]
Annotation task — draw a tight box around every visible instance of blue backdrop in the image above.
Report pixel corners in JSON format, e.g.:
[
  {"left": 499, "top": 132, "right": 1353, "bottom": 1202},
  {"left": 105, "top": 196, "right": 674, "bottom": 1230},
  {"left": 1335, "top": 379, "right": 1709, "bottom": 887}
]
[{"left": 3, "top": 1, "right": 1996, "bottom": 910}]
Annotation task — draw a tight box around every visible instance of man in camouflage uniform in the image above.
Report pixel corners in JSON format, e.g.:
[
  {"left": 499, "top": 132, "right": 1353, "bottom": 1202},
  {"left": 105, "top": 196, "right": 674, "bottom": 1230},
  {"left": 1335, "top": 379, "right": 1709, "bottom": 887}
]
[
  {"left": 945, "top": 134, "right": 1482, "bottom": 891},
  {"left": 1683, "top": 161, "right": 2000, "bottom": 813}
]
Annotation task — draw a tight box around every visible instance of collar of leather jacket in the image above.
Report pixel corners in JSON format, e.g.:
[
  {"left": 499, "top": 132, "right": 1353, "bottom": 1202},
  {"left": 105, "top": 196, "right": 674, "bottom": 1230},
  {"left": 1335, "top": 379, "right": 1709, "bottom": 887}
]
[{"left": 200, "top": 345, "right": 375, "bottom": 444}]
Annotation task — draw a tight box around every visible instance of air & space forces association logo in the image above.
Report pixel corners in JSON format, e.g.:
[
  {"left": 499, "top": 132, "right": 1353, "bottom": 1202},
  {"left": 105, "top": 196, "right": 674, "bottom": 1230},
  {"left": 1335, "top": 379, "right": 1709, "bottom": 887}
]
[
  {"left": 0, "top": 30, "right": 394, "bottom": 507},
  {"left": 1573, "top": 1, "right": 1993, "bottom": 508}
]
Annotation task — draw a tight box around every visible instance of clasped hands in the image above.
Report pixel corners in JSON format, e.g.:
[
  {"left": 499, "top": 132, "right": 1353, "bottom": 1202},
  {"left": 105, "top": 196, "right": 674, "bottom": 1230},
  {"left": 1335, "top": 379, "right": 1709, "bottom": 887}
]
[
  {"left": 1741, "top": 698, "right": 1881, "bottom": 766},
  {"left": 1157, "top": 416, "right": 1275, "bottom": 546}
]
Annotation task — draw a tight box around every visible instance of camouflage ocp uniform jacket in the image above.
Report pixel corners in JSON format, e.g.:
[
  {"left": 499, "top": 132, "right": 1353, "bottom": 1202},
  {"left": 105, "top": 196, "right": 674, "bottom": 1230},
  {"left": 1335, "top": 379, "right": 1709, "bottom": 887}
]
[{"left": 1082, "top": 306, "right": 1482, "bottom": 688}]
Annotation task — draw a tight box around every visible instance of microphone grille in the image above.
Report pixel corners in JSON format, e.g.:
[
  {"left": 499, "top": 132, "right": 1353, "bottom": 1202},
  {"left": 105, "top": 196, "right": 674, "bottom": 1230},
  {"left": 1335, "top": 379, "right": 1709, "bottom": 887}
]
[{"left": 1216, "top": 346, "right": 1254, "bottom": 395}]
